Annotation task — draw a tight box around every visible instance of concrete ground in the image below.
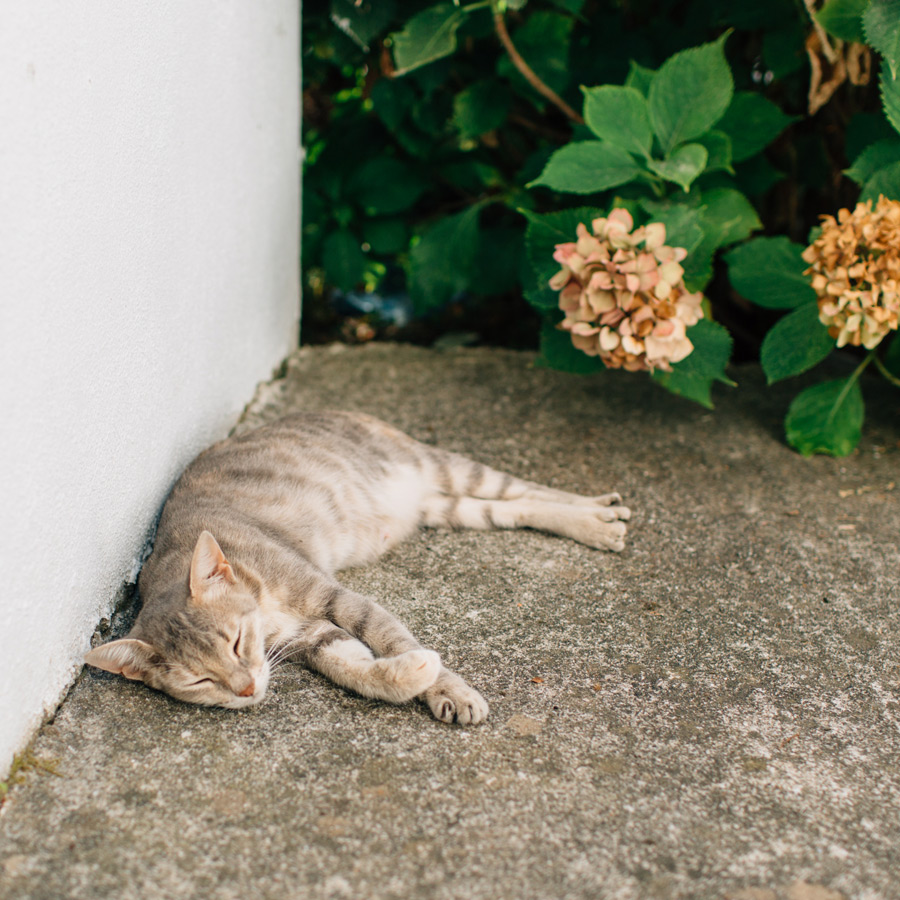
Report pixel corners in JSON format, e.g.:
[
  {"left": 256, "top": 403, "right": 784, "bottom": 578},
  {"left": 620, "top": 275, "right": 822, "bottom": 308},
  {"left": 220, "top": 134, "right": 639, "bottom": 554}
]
[{"left": 1, "top": 344, "right": 899, "bottom": 900}]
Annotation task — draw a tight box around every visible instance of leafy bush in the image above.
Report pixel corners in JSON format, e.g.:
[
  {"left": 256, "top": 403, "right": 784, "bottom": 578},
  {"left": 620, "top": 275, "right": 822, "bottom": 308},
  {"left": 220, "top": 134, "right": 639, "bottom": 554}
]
[{"left": 302, "top": 0, "right": 900, "bottom": 454}]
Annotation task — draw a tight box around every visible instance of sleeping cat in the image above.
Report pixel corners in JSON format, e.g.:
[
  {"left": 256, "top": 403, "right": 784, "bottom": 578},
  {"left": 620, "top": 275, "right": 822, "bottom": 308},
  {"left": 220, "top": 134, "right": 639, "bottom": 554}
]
[{"left": 85, "top": 411, "right": 630, "bottom": 725}]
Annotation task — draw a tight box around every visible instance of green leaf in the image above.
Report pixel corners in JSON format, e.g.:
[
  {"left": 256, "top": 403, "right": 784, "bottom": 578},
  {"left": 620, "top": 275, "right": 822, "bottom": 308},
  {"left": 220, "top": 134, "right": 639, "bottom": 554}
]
[
  {"left": 536, "top": 318, "right": 608, "bottom": 373},
  {"left": 362, "top": 217, "right": 410, "bottom": 255},
  {"left": 698, "top": 187, "right": 762, "bottom": 250},
  {"left": 370, "top": 78, "right": 416, "bottom": 132},
  {"left": 330, "top": 0, "right": 397, "bottom": 50},
  {"left": 453, "top": 80, "right": 511, "bottom": 138},
  {"left": 322, "top": 230, "right": 367, "bottom": 291},
  {"left": 523, "top": 281, "right": 561, "bottom": 311},
  {"left": 761, "top": 302, "right": 835, "bottom": 383},
  {"left": 407, "top": 206, "right": 480, "bottom": 312},
  {"left": 717, "top": 92, "right": 795, "bottom": 162},
  {"left": 648, "top": 33, "right": 734, "bottom": 154},
  {"left": 639, "top": 193, "right": 752, "bottom": 291},
  {"left": 733, "top": 156, "right": 787, "bottom": 197},
  {"left": 846, "top": 111, "right": 898, "bottom": 158},
  {"left": 880, "top": 66, "right": 900, "bottom": 135},
  {"left": 582, "top": 86, "right": 653, "bottom": 158},
  {"left": 411, "top": 91, "right": 453, "bottom": 137},
  {"left": 860, "top": 160, "right": 900, "bottom": 201},
  {"left": 883, "top": 332, "right": 900, "bottom": 376},
  {"left": 785, "top": 378, "right": 865, "bottom": 457},
  {"left": 652, "top": 319, "right": 734, "bottom": 408},
  {"left": 845, "top": 138, "right": 900, "bottom": 184},
  {"left": 473, "top": 226, "right": 524, "bottom": 296},
  {"left": 529, "top": 141, "right": 642, "bottom": 194},
  {"left": 521, "top": 206, "right": 604, "bottom": 310},
  {"left": 521, "top": 206, "right": 604, "bottom": 274},
  {"left": 865, "top": 0, "right": 900, "bottom": 79},
  {"left": 762, "top": 22, "right": 807, "bottom": 78},
  {"left": 390, "top": 4, "right": 467, "bottom": 75},
  {"left": 647, "top": 143, "right": 708, "bottom": 191},
  {"left": 725, "top": 237, "right": 816, "bottom": 309},
  {"left": 441, "top": 160, "right": 503, "bottom": 192},
  {"left": 639, "top": 202, "right": 705, "bottom": 255},
  {"left": 652, "top": 368, "right": 717, "bottom": 407},
  {"left": 625, "top": 61, "right": 656, "bottom": 97},
  {"left": 695, "top": 130, "right": 733, "bottom": 172},
  {"left": 349, "top": 158, "right": 428, "bottom": 215},
  {"left": 668, "top": 318, "right": 733, "bottom": 380},
  {"left": 548, "top": 0, "right": 585, "bottom": 13},
  {"left": 816, "top": 0, "right": 869, "bottom": 43}
]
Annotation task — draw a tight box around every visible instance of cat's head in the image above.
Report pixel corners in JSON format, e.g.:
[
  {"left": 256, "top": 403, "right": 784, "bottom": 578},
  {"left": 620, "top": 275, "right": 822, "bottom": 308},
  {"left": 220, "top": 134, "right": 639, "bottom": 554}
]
[{"left": 85, "top": 531, "right": 270, "bottom": 709}]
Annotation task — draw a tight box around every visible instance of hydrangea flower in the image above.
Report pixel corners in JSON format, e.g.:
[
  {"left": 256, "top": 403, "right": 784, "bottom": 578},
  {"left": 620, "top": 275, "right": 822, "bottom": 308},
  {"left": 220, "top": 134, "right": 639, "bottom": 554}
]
[
  {"left": 549, "top": 209, "right": 704, "bottom": 372},
  {"left": 803, "top": 196, "right": 900, "bottom": 350}
]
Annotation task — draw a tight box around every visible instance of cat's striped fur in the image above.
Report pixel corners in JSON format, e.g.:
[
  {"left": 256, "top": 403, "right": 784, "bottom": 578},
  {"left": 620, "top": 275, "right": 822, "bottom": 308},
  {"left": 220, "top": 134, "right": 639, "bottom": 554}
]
[{"left": 85, "top": 411, "right": 630, "bottom": 725}]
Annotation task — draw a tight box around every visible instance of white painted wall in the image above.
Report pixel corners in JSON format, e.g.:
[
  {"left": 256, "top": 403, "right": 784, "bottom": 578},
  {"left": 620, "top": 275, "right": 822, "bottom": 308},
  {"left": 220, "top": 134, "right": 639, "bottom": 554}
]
[{"left": 0, "top": 1, "right": 300, "bottom": 776}]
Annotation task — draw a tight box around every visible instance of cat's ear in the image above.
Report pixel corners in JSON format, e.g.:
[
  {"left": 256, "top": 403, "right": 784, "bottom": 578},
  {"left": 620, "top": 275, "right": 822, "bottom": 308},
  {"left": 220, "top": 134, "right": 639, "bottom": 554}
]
[
  {"left": 84, "top": 638, "right": 155, "bottom": 681},
  {"left": 189, "top": 530, "right": 236, "bottom": 600}
]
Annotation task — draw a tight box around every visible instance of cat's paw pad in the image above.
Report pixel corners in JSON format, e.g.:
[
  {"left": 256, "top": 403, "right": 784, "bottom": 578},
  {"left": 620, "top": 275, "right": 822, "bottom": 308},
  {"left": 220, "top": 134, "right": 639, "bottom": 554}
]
[{"left": 424, "top": 676, "right": 489, "bottom": 726}]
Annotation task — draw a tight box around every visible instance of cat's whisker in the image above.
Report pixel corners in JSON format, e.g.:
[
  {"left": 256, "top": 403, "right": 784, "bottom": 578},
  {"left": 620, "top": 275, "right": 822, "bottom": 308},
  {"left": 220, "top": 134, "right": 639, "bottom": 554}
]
[{"left": 266, "top": 638, "right": 305, "bottom": 669}]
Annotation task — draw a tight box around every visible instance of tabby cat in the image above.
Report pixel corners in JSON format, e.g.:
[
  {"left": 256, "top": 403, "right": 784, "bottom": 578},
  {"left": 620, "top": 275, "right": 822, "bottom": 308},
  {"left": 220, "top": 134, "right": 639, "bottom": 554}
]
[{"left": 85, "top": 412, "right": 630, "bottom": 725}]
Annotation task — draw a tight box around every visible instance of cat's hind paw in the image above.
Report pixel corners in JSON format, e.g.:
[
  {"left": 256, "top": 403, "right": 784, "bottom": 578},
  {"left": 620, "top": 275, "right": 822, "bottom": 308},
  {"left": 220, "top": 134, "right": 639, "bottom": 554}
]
[
  {"left": 592, "top": 503, "right": 631, "bottom": 522},
  {"left": 578, "top": 516, "right": 628, "bottom": 552},
  {"left": 590, "top": 494, "right": 631, "bottom": 521},
  {"left": 424, "top": 671, "right": 489, "bottom": 725}
]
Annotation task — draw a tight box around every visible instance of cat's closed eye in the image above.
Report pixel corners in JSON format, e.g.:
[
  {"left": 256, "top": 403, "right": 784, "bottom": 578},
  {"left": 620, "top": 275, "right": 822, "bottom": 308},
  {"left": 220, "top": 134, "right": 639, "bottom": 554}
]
[
  {"left": 232, "top": 632, "right": 242, "bottom": 658},
  {"left": 189, "top": 678, "right": 214, "bottom": 687}
]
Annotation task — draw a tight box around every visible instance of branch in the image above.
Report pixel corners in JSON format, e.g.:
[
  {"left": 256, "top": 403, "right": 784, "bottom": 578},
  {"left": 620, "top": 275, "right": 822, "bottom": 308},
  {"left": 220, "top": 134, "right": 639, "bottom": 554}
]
[
  {"left": 492, "top": 9, "right": 584, "bottom": 125},
  {"left": 874, "top": 354, "right": 900, "bottom": 388},
  {"left": 802, "top": 0, "right": 839, "bottom": 63}
]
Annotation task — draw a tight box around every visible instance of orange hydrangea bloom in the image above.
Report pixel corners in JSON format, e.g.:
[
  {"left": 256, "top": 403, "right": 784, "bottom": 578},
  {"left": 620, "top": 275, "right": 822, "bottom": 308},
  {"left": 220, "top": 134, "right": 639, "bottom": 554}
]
[{"left": 803, "top": 196, "right": 900, "bottom": 350}]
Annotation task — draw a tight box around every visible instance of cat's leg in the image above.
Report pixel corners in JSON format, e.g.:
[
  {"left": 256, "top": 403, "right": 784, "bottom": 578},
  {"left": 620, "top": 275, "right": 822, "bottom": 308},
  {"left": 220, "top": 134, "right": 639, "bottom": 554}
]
[
  {"left": 294, "top": 619, "right": 441, "bottom": 704},
  {"left": 422, "top": 494, "right": 627, "bottom": 552},
  {"left": 424, "top": 448, "right": 630, "bottom": 518},
  {"left": 319, "top": 586, "right": 490, "bottom": 726}
]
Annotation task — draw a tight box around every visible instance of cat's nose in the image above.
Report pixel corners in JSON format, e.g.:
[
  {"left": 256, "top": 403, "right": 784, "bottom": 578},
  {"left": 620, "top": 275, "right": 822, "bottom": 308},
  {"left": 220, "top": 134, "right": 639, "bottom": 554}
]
[{"left": 237, "top": 678, "right": 255, "bottom": 697}]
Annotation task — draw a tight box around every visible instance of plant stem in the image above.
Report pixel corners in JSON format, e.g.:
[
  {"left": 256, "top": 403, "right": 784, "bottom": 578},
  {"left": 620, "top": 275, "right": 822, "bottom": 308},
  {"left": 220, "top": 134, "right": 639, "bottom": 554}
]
[
  {"left": 826, "top": 351, "right": 873, "bottom": 428},
  {"left": 490, "top": 2, "right": 584, "bottom": 125},
  {"left": 874, "top": 353, "right": 900, "bottom": 388},
  {"left": 843, "top": 349, "right": 875, "bottom": 397}
]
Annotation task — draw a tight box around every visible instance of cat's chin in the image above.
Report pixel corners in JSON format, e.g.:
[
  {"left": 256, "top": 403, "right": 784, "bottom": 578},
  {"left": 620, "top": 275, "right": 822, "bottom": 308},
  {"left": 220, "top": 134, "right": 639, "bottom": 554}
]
[{"left": 221, "top": 691, "right": 266, "bottom": 710}]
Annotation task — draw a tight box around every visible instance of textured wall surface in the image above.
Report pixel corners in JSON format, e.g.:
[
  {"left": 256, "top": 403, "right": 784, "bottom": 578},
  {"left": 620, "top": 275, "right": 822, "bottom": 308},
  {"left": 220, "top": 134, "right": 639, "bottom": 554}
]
[{"left": 0, "top": 0, "right": 300, "bottom": 775}]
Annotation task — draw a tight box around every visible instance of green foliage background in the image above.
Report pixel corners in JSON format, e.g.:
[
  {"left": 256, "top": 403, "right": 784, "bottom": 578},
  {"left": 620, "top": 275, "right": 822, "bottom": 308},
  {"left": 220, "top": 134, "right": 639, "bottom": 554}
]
[{"left": 302, "top": 0, "right": 900, "bottom": 455}]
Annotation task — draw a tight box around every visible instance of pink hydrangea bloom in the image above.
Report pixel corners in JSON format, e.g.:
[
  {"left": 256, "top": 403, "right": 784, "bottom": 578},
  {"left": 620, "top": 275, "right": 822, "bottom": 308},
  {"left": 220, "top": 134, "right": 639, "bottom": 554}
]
[{"left": 549, "top": 209, "right": 703, "bottom": 372}]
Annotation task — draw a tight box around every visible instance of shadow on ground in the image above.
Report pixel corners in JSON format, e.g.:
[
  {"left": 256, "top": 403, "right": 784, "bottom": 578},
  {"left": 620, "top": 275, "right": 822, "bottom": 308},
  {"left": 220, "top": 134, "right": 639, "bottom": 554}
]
[{"left": 2, "top": 345, "right": 898, "bottom": 900}]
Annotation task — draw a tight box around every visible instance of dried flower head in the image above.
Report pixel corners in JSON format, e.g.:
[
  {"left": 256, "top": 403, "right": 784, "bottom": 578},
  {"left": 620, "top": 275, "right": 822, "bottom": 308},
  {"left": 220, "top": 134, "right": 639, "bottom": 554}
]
[
  {"left": 549, "top": 209, "right": 704, "bottom": 372},
  {"left": 803, "top": 195, "right": 900, "bottom": 350}
]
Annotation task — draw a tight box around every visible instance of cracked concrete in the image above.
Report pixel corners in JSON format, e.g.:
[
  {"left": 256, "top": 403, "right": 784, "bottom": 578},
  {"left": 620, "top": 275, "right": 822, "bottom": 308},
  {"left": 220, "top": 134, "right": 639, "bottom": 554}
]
[{"left": 1, "top": 344, "right": 898, "bottom": 899}]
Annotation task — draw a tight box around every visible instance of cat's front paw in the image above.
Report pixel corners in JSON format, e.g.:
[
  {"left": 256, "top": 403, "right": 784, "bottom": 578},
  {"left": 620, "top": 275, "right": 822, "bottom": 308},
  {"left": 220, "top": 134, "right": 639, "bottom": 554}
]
[
  {"left": 379, "top": 649, "right": 441, "bottom": 703},
  {"left": 423, "top": 670, "right": 489, "bottom": 725}
]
